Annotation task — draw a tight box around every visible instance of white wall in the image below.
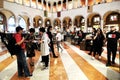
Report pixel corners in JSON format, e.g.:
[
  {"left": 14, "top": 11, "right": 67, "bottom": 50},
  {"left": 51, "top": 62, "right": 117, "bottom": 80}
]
[{"left": 2, "top": 0, "right": 120, "bottom": 31}]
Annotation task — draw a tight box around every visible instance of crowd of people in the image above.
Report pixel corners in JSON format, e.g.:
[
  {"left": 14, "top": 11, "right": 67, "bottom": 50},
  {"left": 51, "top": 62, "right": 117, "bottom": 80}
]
[{"left": 0, "top": 25, "right": 120, "bottom": 78}]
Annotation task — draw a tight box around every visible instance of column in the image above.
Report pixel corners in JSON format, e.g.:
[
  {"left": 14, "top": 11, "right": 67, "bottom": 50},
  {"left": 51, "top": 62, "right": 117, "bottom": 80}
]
[
  {"left": 56, "top": 1, "right": 58, "bottom": 12},
  {"left": 77, "top": 0, "right": 80, "bottom": 8},
  {"left": 93, "top": 0, "right": 96, "bottom": 5},
  {"left": 85, "top": 18, "right": 87, "bottom": 32},
  {"left": 15, "top": 16, "right": 19, "bottom": 27},
  {"left": 102, "top": 0, "right": 105, "bottom": 3},
  {"left": 41, "top": 0, "right": 43, "bottom": 10},
  {"left": 46, "top": 0, "right": 48, "bottom": 11},
  {"left": 51, "top": 1, "right": 53, "bottom": 12},
  {"left": 85, "top": 0, "right": 88, "bottom": 6},
  {"left": 100, "top": 19, "right": 104, "bottom": 30},
  {"left": 72, "top": 0, "right": 74, "bottom": 8},
  {"left": 61, "top": 0, "right": 63, "bottom": 11},
  {"left": 66, "top": 0, "right": 68, "bottom": 10},
  {"left": 30, "top": 0, "right": 32, "bottom": 7},
  {"left": 79, "top": 0, "right": 82, "bottom": 7},
  {"left": 22, "top": 0, "right": 24, "bottom": 5},
  {"left": 36, "top": 0, "right": 38, "bottom": 9},
  {"left": 61, "top": 0, "right": 63, "bottom": 10}
]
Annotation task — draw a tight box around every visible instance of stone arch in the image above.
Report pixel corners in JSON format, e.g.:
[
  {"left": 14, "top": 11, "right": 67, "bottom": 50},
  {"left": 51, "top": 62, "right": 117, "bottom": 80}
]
[
  {"left": 33, "top": 15, "right": 43, "bottom": 28},
  {"left": 53, "top": 18, "right": 61, "bottom": 28},
  {"left": 44, "top": 18, "right": 51, "bottom": 27}
]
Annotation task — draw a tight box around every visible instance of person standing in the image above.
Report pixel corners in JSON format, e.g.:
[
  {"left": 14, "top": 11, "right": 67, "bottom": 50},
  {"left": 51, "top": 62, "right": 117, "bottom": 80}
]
[
  {"left": 14, "top": 26, "right": 32, "bottom": 77},
  {"left": 47, "top": 26, "right": 58, "bottom": 58},
  {"left": 106, "top": 26, "right": 120, "bottom": 66},
  {"left": 25, "top": 28, "right": 35, "bottom": 66},
  {"left": 88, "top": 28, "right": 97, "bottom": 55},
  {"left": 39, "top": 27, "right": 50, "bottom": 69},
  {"left": 91, "top": 28, "right": 105, "bottom": 60}
]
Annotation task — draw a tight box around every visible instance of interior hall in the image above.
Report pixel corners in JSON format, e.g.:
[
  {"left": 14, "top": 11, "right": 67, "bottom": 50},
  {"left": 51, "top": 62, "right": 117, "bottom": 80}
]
[{"left": 0, "top": 0, "right": 120, "bottom": 80}]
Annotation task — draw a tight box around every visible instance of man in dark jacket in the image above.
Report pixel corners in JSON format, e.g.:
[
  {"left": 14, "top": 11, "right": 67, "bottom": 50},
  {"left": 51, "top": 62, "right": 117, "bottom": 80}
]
[{"left": 106, "top": 26, "right": 120, "bottom": 66}]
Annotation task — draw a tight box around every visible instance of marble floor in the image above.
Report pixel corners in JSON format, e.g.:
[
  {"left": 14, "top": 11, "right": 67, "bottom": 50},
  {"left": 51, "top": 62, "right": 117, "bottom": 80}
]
[{"left": 0, "top": 41, "right": 120, "bottom": 80}]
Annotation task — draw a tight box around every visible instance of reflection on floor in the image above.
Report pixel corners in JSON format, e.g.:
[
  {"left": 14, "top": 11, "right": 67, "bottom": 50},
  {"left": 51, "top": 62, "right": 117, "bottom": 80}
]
[{"left": 0, "top": 41, "right": 120, "bottom": 80}]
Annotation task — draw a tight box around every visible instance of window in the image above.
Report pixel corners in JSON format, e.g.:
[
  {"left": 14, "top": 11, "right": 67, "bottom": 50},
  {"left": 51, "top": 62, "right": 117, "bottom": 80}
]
[
  {"left": 94, "top": 17, "right": 100, "bottom": 22},
  {"left": 18, "top": 16, "right": 26, "bottom": 31},
  {"left": 110, "top": 15, "right": 118, "bottom": 21},
  {"left": 8, "top": 16, "right": 15, "bottom": 33}
]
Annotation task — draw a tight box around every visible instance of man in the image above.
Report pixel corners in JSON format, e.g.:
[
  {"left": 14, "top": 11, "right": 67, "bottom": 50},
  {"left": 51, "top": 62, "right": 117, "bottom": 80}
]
[
  {"left": 56, "top": 30, "right": 63, "bottom": 53},
  {"left": 106, "top": 26, "right": 120, "bottom": 66},
  {"left": 14, "top": 26, "right": 32, "bottom": 77}
]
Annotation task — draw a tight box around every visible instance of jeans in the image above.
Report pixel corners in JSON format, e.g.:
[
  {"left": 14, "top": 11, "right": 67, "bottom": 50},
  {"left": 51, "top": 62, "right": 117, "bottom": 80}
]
[
  {"left": 16, "top": 49, "right": 31, "bottom": 76},
  {"left": 56, "top": 41, "right": 63, "bottom": 52}
]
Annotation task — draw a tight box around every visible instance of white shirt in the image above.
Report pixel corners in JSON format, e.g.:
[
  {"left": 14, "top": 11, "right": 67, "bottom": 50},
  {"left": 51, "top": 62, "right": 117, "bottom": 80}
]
[
  {"left": 56, "top": 32, "right": 62, "bottom": 41},
  {"left": 40, "top": 32, "right": 50, "bottom": 56}
]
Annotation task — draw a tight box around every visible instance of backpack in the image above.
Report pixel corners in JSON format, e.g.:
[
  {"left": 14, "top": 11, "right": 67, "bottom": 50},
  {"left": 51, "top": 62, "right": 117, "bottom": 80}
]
[{"left": 3, "top": 33, "right": 21, "bottom": 57}]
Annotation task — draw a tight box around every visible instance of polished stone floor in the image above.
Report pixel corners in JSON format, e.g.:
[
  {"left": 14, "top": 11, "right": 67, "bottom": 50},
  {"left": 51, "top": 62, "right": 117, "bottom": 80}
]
[{"left": 0, "top": 41, "right": 120, "bottom": 80}]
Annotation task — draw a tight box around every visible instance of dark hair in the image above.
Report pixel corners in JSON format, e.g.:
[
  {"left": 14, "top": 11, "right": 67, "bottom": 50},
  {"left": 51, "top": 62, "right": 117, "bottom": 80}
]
[
  {"left": 16, "top": 26, "right": 23, "bottom": 32},
  {"left": 29, "top": 28, "right": 35, "bottom": 33},
  {"left": 47, "top": 26, "right": 52, "bottom": 32},
  {"left": 39, "top": 27, "right": 45, "bottom": 32}
]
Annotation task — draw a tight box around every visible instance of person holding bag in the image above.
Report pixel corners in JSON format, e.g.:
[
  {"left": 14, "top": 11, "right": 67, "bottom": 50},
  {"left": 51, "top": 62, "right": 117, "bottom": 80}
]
[{"left": 39, "top": 27, "right": 50, "bottom": 70}]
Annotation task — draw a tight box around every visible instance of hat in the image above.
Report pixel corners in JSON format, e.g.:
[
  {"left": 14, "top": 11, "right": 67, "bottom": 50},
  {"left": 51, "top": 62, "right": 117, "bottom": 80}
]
[{"left": 16, "top": 26, "right": 24, "bottom": 32}]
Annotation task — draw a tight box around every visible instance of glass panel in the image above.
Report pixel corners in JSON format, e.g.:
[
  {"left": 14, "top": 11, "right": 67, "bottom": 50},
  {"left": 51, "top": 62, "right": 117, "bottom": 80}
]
[
  {"left": 0, "top": 14, "right": 4, "bottom": 32},
  {"left": 18, "top": 16, "right": 26, "bottom": 31},
  {"left": 94, "top": 17, "right": 100, "bottom": 22},
  {"left": 110, "top": 15, "right": 118, "bottom": 21},
  {"left": 8, "top": 16, "right": 16, "bottom": 33}
]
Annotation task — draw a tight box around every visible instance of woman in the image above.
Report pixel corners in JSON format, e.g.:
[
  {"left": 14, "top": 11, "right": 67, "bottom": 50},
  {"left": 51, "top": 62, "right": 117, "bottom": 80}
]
[
  {"left": 39, "top": 27, "right": 50, "bottom": 70},
  {"left": 26, "top": 28, "right": 35, "bottom": 66},
  {"left": 92, "top": 28, "right": 105, "bottom": 60},
  {"left": 47, "top": 26, "right": 58, "bottom": 58}
]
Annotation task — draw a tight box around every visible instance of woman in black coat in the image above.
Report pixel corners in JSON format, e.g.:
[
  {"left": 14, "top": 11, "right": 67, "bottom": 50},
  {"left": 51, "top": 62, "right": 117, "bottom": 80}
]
[
  {"left": 47, "top": 26, "right": 58, "bottom": 58},
  {"left": 92, "top": 28, "right": 105, "bottom": 60}
]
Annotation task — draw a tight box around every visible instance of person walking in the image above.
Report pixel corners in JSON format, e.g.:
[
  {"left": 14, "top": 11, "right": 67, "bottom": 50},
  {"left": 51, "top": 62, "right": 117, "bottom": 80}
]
[
  {"left": 88, "top": 28, "right": 97, "bottom": 55},
  {"left": 14, "top": 26, "right": 32, "bottom": 77},
  {"left": 106, "top": 26, "right": 120, "bottom": 66},
  {"left": 56, "top": 30, "right": 63, "bottom": 53},
  {"left": 47, "top": 26, "right": 58, "bottom": 58}
]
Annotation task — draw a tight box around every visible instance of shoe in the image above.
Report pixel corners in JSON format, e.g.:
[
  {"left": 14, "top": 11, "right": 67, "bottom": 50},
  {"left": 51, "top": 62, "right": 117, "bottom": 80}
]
[
  {"left": 112, "top": 61, "right": 115, "bottom": 64},
  {"left": 25, "top": 74, "right": 32, "bottom": 77},
  {"left": 106, "top": 63, "right": 111, "bottom": 66},
  {"left": 41, "top": 67, "right": 47, "bottom": 70}
]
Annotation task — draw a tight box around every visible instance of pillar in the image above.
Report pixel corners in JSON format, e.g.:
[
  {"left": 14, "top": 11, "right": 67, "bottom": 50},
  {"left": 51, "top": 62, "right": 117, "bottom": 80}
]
[{"left": 85, "top": 0, "right": 88, "bottom": 6}]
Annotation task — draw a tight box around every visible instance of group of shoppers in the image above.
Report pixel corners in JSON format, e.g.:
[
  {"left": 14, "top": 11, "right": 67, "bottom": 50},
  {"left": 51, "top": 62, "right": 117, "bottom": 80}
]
[
  {"left": 87, "top": 26, "right": 120, "bottom": 67},
  {"left": 1, "top": 25, "right": 119, "bottom": 78},
  {"left": 12, "top": 25, "right": 63, "bottom": 77}
]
